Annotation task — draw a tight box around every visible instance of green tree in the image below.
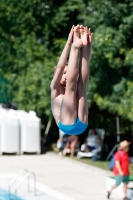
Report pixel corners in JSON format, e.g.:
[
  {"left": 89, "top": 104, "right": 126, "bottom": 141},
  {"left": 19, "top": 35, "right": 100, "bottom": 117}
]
[
  {"left": 0, "top": 75, "right": 11, "bottom": 103},
  {"left": 0, "top": 0, "right": 133, "bottom": 134},
  {"left": 86, "top": 0, "right": 133, "bottom": 124}
]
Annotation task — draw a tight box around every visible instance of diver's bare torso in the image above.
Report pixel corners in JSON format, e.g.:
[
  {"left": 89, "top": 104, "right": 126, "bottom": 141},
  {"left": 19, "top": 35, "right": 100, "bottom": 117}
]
[{"left": 51, "top": 84, "right": 65, "bottom": 124}]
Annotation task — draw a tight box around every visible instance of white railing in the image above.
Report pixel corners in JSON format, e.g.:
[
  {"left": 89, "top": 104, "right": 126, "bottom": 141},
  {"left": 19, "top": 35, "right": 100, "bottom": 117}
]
[{"left": 9, "top": 169, "right": 36, "bottom": 197}]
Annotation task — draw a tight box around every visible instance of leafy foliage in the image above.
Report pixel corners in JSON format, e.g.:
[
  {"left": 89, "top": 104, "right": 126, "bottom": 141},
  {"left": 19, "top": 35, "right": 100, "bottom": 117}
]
[
  {"left": 86, "top": 0, "right": 133, "bottom": 122},
  {"left": 0, "top": 0, "right": 133, "bottom": 132}
]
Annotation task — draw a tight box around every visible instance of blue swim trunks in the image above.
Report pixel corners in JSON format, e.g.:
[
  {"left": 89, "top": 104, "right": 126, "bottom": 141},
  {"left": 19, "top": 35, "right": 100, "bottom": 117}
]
[{"left": 57, "top": 118, "right": 88, "bottom": 135}]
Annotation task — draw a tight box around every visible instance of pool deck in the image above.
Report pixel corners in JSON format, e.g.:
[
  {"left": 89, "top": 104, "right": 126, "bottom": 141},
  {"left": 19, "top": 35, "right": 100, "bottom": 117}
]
[{"left": 0, "top": 152, "right": 112, "bottom": 200}]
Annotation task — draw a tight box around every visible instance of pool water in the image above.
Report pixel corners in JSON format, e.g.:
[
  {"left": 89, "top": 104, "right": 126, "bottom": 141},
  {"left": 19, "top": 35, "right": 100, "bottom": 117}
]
[{"left": 0, "top": 188, "right": 24, "bottom": 200}]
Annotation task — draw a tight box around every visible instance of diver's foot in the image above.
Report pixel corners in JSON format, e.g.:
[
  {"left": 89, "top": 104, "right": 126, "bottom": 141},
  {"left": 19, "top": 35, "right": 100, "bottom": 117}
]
[
  {"left": 72, "top": 25, "right": 83, "bottom": 48},
  {"left": 80, "top": 25, "right": 88, "bottom": 46}
]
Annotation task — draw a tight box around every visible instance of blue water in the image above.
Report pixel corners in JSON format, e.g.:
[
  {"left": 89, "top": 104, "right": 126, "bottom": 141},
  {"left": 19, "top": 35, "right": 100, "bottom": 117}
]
[{"left": 0, "top": 188, "right": 24, "bottom": 200}]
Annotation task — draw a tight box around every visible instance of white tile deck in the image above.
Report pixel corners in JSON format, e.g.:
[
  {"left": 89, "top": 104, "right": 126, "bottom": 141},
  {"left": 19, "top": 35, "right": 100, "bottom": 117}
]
[{"left": 0, "top": 152, "right": 112, "bottom": 200}]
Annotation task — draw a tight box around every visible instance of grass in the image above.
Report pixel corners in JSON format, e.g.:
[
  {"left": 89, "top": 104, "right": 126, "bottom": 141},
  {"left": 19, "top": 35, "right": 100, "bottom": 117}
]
[
  {"left": 52, "top": 144, "right": 133, "bottom": 174},
  {"left": 72, "top": 157, "right": 133, "bottom": 175},
  {"left": 73, "top": 157, "right": 110, "bottom": 171}
]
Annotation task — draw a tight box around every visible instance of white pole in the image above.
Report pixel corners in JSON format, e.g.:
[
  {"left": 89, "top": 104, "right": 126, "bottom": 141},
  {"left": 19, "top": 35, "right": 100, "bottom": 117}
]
[
  {"left": 116, "top": 116, "right": 120, "bottom": 134},
  {"left": 45, "top": 119, "right": 52, "bottom": 136},
  {"left": 116, "top": 115, "right": 120, "bottom": 143},
  {"left": 43, "top": 119, "right": 52, "bottom": 144}
]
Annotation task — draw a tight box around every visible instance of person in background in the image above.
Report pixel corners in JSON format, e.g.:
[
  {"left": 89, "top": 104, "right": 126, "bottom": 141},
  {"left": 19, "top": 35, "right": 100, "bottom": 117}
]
[
  {"left": 57, "top": 129, "right": 65, "bottom": 149},
  {"left": 57, "top": 130, "right": 68, "bottom": 151},
  {"left": 107, "top": 140, "right": 131, "bottom": 200},
  {"left": 63, "top": 135, "right": 79, "bottom": 158},
  {"left": 84, "top": 129, "right": 102, "bottom": 152}
]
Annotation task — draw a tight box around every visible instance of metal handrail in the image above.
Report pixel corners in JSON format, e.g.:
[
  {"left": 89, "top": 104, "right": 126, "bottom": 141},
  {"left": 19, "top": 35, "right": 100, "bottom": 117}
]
[
  {"left": 27, "top": 172, "right": 36, "bottom": 195},
  {"left": 8, "top": 169, "right": 36, "bottom": 197},
  {"left": 9, "top": 169, "right": 29, "bottom": 193},
  {"left": 15, "top": 172, "right": 30, "bottom": 196},
  {"left": 15, "top": 171, "right": 36, "bottom": 196}
]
